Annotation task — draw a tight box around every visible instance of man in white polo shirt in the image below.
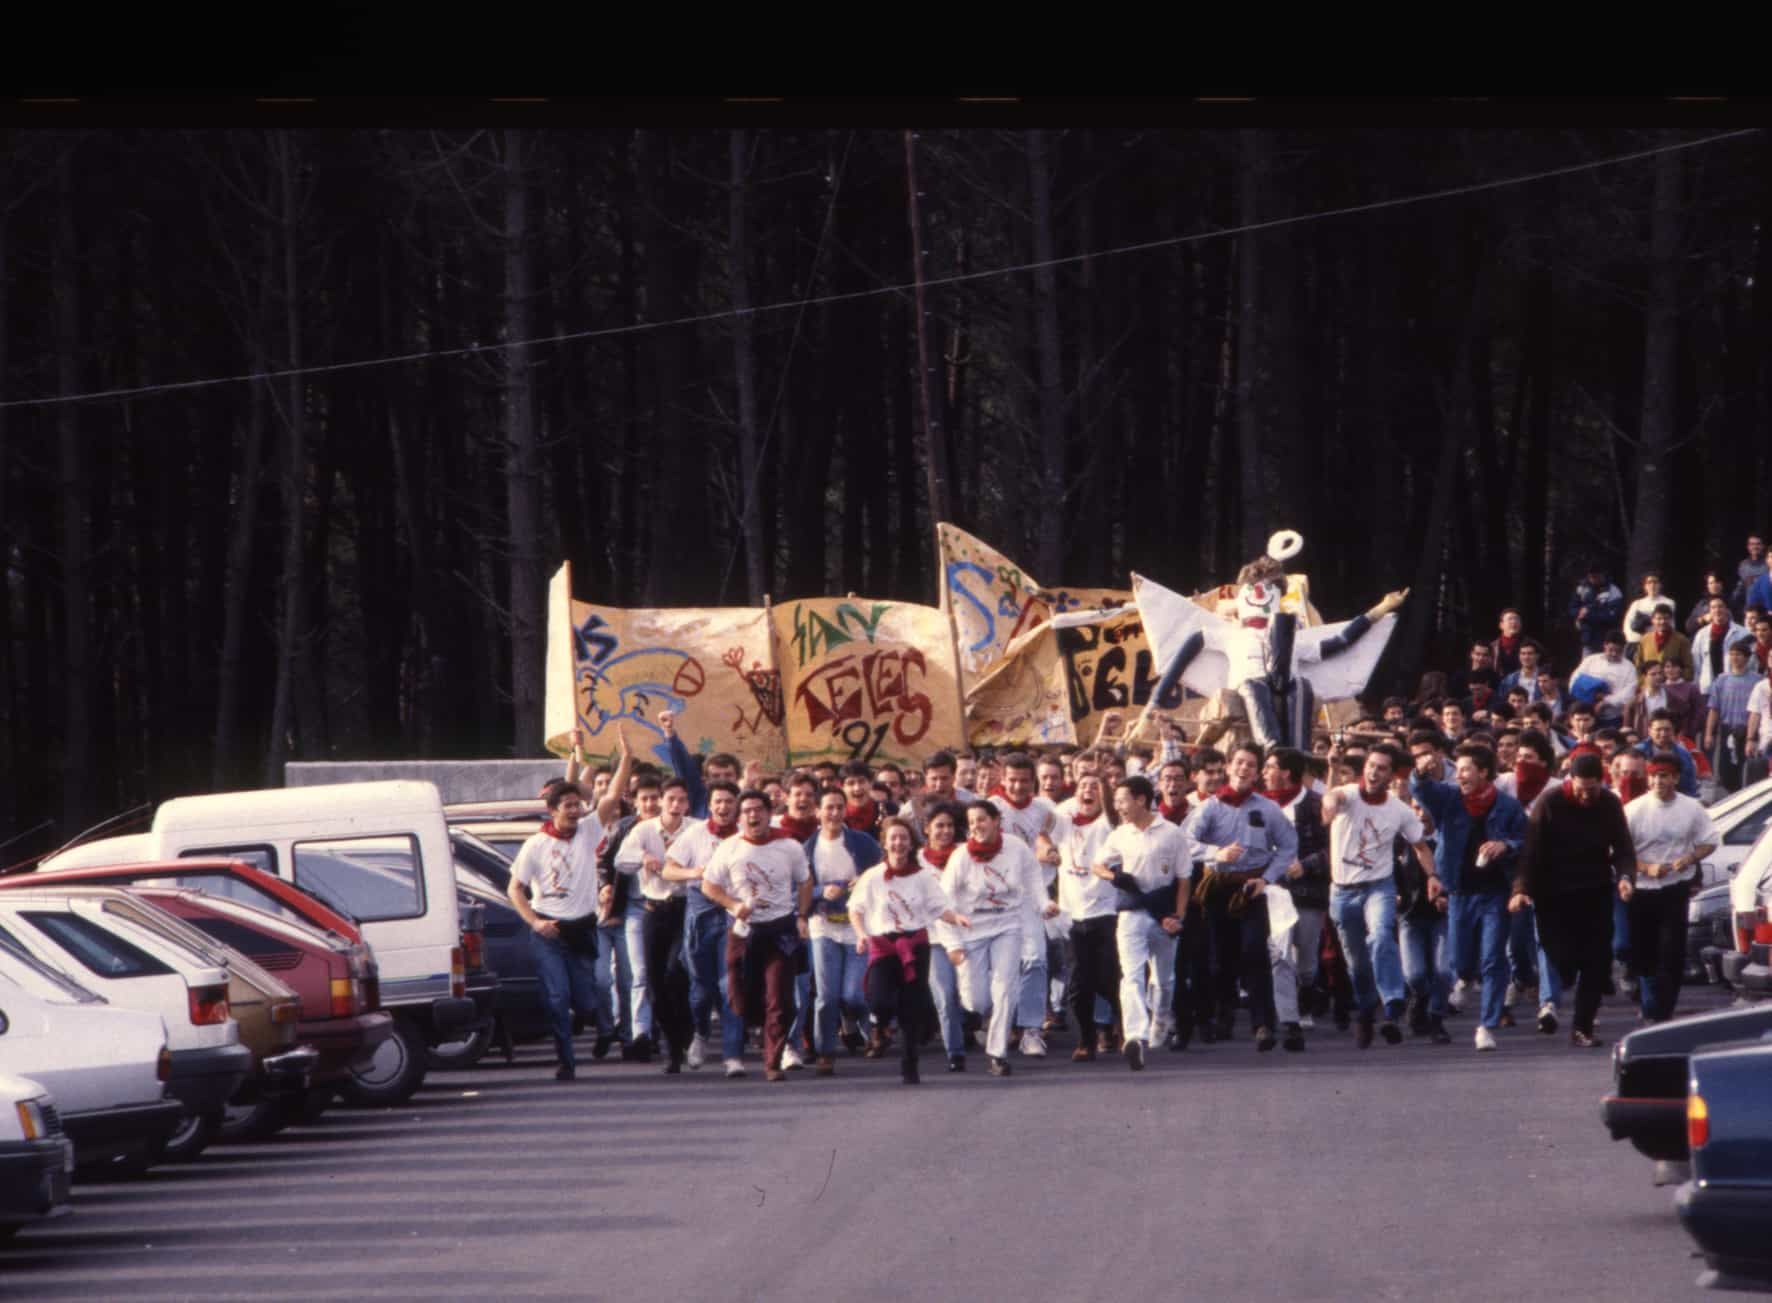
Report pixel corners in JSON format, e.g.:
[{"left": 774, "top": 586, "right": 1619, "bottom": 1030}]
[
  {"left": 1623, "top": 755, "right": 1717, "bottom": 1023},
  {"left": 1093, "top": 774, "right": 1190, "bottom": 1071},
  {"left": 1321, "top": 742, "right": 1438, "bottom": 1050}
]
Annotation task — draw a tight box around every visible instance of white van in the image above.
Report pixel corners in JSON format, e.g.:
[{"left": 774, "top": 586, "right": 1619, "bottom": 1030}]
[{"left": 41, "top": 781, "right": 478, "bottom": 1105}]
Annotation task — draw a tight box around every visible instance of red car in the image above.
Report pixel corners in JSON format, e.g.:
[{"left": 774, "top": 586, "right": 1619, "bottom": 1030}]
[{"left": 0, "top": 860, "right": 388, "bottom": 1128}]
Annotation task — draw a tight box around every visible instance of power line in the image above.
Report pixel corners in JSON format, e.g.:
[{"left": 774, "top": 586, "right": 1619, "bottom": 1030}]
[{"left": 1, "top": 126, "right": 1757, "bottom": 412}]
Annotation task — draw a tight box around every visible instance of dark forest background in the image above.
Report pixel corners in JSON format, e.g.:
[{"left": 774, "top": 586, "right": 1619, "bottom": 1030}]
[{"left": 3, "top": 124, "right": 1770, "bottom": 845}]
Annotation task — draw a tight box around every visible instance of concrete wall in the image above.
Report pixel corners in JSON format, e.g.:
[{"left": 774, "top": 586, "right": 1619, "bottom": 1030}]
[{"left": 285, "top": 760, "right": 567, "bottom": 806}]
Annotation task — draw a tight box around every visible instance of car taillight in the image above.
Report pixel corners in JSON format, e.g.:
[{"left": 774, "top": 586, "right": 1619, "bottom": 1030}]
[
  {"left": 450, "top": 946, "right": 465, "bottom": 999},
  {"left": 188, "top": 984, "right": 230, "bottom": 1026},
  {"left": 329, "top": 976, "right": 363, "bottom": 1018},
  {"left": 1688, "top": 1092, "right": 1710, "bottom": 1150},
  {"left": 157, "top": 1047, "right": 172, "bottom": 1082},
  {"left": 462, "top": 928, "right": 485, "bottom": 973},
  {"left": 271, "top": 998, "right": 302, "bottom": 1025}
]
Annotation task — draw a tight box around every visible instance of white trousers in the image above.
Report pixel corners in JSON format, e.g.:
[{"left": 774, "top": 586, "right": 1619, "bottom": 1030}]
[
  {"left": 959, "top": 929, "right": 1024, "bottom": 1061},
  {"left": 1117, "top": 913, "right": 1178, "bottom": 1048}
]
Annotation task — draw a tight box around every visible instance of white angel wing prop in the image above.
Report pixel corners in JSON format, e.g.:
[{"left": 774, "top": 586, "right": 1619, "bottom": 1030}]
[
  {"left": 1294, "top": 613, "right": 1399, "bottom": 701},
  {"left": 1131, "top": 573, "right": 1231, "bottom": 699}
]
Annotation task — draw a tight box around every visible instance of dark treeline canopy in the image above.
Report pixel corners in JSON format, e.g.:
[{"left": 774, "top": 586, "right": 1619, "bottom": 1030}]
[{"left": 3, "top": 124, "right": 1769, "bottom": 842}]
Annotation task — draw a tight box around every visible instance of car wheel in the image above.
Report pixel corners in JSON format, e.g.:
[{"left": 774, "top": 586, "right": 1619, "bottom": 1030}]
[
  {"left": 218, "top": 1094, "right": 290, "bottom": 1143},
  {"left": 427, "top": 1022, "right": 494, "bottom": 1070},
  {"left": 339, "top": 1016, "right": 428, "bottom": 1107},
  {"left": 159, "top": 1109, "right": 219, "bottom": 1163}
]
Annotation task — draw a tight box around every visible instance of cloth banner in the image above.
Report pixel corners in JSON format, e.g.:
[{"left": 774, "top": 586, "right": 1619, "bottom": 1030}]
[
  {"left": 545, "top": 566, "right": 787, "bottom": 771},
  {"left": 771, "top": 596, "right": 966, "bottom": 768}
]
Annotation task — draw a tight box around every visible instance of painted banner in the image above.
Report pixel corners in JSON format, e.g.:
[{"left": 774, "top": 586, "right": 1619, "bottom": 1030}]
[
  {"left": 544, "top": 568, "right": 787, "bottom": 771},
  {"left": 937, "top": 522, "right": 1129, "bottom": 697},
  {"left": 771, "top": 596, "right": 966, "bottom": 767}
]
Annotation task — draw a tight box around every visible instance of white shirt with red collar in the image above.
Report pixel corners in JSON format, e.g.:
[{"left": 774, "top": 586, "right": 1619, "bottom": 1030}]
[
  {"left": 511, "top": 815, "right": 606, "bottom": 920},
  {"left": 702, "top": 829, "right": 810, "bottom": 925}
]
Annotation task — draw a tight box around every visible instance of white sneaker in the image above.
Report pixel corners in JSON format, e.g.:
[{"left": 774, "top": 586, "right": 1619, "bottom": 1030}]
[
  {"left": 1019, "top": 1030, "right": 1047, "bottom": 1057},
  {"left": 781, "top": 1045, "right": 805, "bottom": 1070},
  {"left": 1503, "top": 981, "right": 1521, "bottom": 1008},
  {"left": 1474, "top": 1026, "right": 1498, "bottom": 1052},
  {"left": 1448, "top": 980, "right": 1469, "bottom": 1014},
  {"left": 723, "top": 1058, "right": 746, "bottom": 1078},
  {"left": 686, "top": 1034, "right": 706, "bottom": 1070},
  {"left": 1297, "top": 1014, "right": 1316, "bottom": 1029}
]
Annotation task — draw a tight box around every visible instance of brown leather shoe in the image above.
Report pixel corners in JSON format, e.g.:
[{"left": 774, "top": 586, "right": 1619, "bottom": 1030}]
[
  {"left": 765, "top": 1066, "right": 786, "bottom": 1082},
  {"left": 814, "top": 1056, "right": 835, "bottom": 1077},
  {"left": 1071, "top": 1046, "right": 1096, "bottom": 1063}
]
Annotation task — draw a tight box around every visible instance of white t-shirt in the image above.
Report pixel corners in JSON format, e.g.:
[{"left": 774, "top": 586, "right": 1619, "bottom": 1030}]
[
  {"left": 809, "top": 834, "right": 861, "bottom": 943},
  {"left": 1327, "top": 785, "right": 1425, "bottom": 887},
  {"left": 1748, "top": 679, "right": 1772, "bottom": 741},
  {"left": 848, "top": 864, "right": 952, "bottom": 938},
  {"left": 1623, "top": 792, "right": 1718, "bottom": 890},
  {"left": 943, "top": 838, "right": 1044, "bottom": 943},
  {"left": 1573, "top": 652, "right": 1640, "bottom": 714},
  {"left": 510, "top": 816, "right": 606, "bottom": 920},
  {"left": 614, "top": 815, "right": 700, "bottom": 901},
  {"left": 1053, "top": 811, "right": 1118, "bottom": 922},
  {"left": 702, "top": 832, "right": 810, "bottom": 925},
  {"left": 1097, "top": 818, "right": 1192, "bottom": 900}
]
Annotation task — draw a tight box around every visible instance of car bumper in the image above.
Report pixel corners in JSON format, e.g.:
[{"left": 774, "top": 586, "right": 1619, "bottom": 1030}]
[
  {"left": 259, "top": 1045, "right": 321, "bottom": 1096},
  {"left": 1600, "top": 1094, "right": 1689, "bottom": 1160},
  {"left": 298, "top": 1010, "right": 395, "bottom": 1081},
  {"left": 165, "top": 1043, "right": 255, "bottom": 1115},
  {"left": 0, "top": 1138, "right": 74, "bottom": 1224},
  {"left": 466, "top": 971, "right": 500, "bottom": 1024},
  {"left": 429, "top": 996, "right": 478, "bottom": 1039},
  {"left": 1677, "top": 1181, "right": 1772, "bottom": 1277},
  {"left": 63, "top": 1099, "right": 186, "bottom": 1169}
]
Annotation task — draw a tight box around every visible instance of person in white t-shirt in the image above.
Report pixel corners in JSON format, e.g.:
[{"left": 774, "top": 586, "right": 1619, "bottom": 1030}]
[
  {"left": 665, "top": 782, "right": 743, "bottom": 1075},
  {"left": 1093, "top": 775, "right": 1190, "bottom": 1071},
  {"left": 1321, "top": 743, "right": 1436, "bottom": 1049},
  {"left": 1623, "top": 757, "right": 1718, "bottom": 1022},
  {"left": 1054, "top": 774, "right": 1119, "bottom": 1060},
  {"left": 700, "top": 791, "right": 812, "bottom": 1082},
  {"left": 944, "top": 800, "right": 1053, "bottom": 1077},
  {"left": 613, "top": 776, "right": 701, "bottom": 1074},
  {"left": 507, "top": 728, "right": 634, "bottom": 1081},
  {"left": 991, "top": 753, "right": 1060, "bottom": 1057},
  {"left": 850, "top": 816, "right": 970, "bottom": 1085}
]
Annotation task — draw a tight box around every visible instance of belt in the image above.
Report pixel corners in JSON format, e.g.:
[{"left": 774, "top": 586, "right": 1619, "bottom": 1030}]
[{"left": 970, "top": 905, "right": 1010, "bottom": 916}]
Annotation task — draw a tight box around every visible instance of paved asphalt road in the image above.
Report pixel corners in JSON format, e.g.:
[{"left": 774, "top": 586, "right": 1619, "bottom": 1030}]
[{"left": 2, "top": 994, "right": 1739, "bottom": 1302}]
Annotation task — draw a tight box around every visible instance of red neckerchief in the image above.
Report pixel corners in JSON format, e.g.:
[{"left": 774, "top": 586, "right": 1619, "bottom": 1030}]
[
  {"left": 777, "top": 814, "right": 818, "bottom": 840},
  {"left": 921, "top": 844, "right": 956, "bottom": 870},
  {"left": 1758, "top": 643, "right": 1772, "bottom": 673},
  {"left": 1711, "top": 619, "right": 1730, "bottom": 642},
  {"left": 966, "top": 834, "right": 1003, "bottom": 861},
  {"left": 1462, "top": 783, "right": 1498, "bottom": 820},
  {"left": 1513, "top": 757, "right": 1550, "bottom": 806},
  {"left": 1358, "top": 784, "right": 1390, "bottom": 806},
  {"left": 541, "top": 820, "right": 573, "bottom": 841},
  {"left": 707, "top": 818, "right": 738, "bottom": 839},
  {"left": 741, "top": 826, "right": 790, "bottom": 847},
  {"left": 1216, "top": 784, "right": 1252, "bottom": 809},
  {"left": 1070, "top": 808, "right": 1103, "bottom": 827},
  {"left": 884, "top": 855, "right": 921, "bottom": 880},
  {"left": 1261, "top": 783, "right": 1301, "bottom": 808},
  {"left": 996, "top": 789, "right": 1034, "bottom": 811},
  {"left": 1497, "top": 634, "right": 1518, "bottom": 655},
  {"left": 1615, "top": 772, "right": 1648, "bottom": 803},
  {"left": 1158, "top": 799, "right": 1188, "bottom": 824},
  {"left": 843, "top": 799, "right": 878, "bottom": 832},
  {"left": 1470, "top": 682, "right": 1492, "bottom": 708},
  {"left": 1653, "top": 629, "right": 1670, "bottom": 651}
]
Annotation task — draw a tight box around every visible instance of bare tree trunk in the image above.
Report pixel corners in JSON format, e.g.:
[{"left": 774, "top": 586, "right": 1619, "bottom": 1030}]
[
  {"left": 502, "top": 129, "right": 544, "bottom": 754},
  {"left": 265, "top": 133, "right": 308, "bottom": 784},
  {"left": 903, "top": 130, "right": 953, "bottom": 574},
  {"left": 1628, "top": 133, "right": 1681, "bottom": 586},
  {"left": 213, "top": 362, "right": 267, "bottom": 785},
  {"left": 54, "top": 153, "right": 91, "bottom": 831},
  {"left": 1234, "top": 130, "right": 1267, "bottom": 560},
  {"left": 1025, "top": 128, "right": 1066, "bottom": 581},
  {"left": 729, "top": 130, "right": 767, "bottom": 603}
]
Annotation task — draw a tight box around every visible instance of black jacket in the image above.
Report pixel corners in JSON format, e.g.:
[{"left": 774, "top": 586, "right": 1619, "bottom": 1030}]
[
  {"left": 1277, "top": 790, "right": 1331, "bottom": 911},
  {"left": 1517, "top": 787, "right": 1637, "bottom": 900}
]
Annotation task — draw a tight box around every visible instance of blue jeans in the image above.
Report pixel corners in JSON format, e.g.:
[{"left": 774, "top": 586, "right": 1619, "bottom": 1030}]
[
  {"left": 589, "top": 922, "right": 623, "bottom": 1039},
  {"left": 528, "top": 926, "right": 601, "bottom": 1069},
  {"left": 789, "top": 971, "right": 811, "bottom": 1049},
  {"left": 1447, "top": 892, "right": 1509, "bottom": 1029},
  {"left": 1329, "top": 881, "right": 1406, "bottom": 1018},
  {"left": 928, "top": 945, "right": 967, "bottom": 1056},
  {"left": 1017, "top": 955, "right": 1049, "bottom": 1029},
  {"left": 685, "top": 907, "right": 744, "bottom": 1058},
  {"left": 1399, "top": 911, "right": 1451, "bottom": 1018},
  {"left": 810, "top": 936, "right": 868, "bottom": 1055},
  {"left": 623, "top": 900, "right": 653, "bottom": 1039}
]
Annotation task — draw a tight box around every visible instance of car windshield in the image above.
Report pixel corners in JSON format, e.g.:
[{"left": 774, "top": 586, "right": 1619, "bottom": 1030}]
[
  {"left": 0, "top": 924, "right": 104, "bottom": 1004},
  {"left": 450, "top": 829, "right": 512, "bottom": 893},
  {"left": 293, "top": 837, "right": 425, "bottom": 923}
]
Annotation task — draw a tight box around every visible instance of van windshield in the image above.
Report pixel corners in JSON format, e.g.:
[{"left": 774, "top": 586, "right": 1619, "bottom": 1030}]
[{"left": 293, "top": 836, "right": 425, "bottom": 923}]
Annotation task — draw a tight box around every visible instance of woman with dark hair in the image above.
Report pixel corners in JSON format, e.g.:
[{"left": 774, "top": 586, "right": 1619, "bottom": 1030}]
[
  {"left": 915, "top": 802, "right": 972, "bottom": 1072},
  {"left": 848, "top": 816, "right": 970, "bottom": 1084}
]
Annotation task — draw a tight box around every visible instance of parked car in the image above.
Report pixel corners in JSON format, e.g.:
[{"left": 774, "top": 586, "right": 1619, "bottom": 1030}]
[
  {"left": 1713, "top": 827, "right": 1772, "bottom": 996},
  {"left": 1675, "top": 1040, "right": 1772, "bottom": 1286},
  {"left": 1681, "top": 778, "right": 1772, "bottom": 982},
  {"left": 0, "top": 1072, "right": 72, "bottom": 1240},
  {"left": 443, "top": 799, "right": 547, "bottom": 869},
  {"left": 0, "top": 891, "right": 255, "bottom": 1162},
  {"left": 0, "top": 950, "right": 181, "bottom": 1179},
  {"left": 438, "top": 828, "right": 547, "bottom": 1065},
  {"left": 1600, "top": 1002, "right": 1772, "bottom": 1168}
]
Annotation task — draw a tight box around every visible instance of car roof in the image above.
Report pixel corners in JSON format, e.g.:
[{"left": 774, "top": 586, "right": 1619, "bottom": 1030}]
[
  {"left": 445, "top": 799, "right": 549, "bottom": 820},
  {"left": 155, "top": 780, "right": 446, "bottom": 836}
]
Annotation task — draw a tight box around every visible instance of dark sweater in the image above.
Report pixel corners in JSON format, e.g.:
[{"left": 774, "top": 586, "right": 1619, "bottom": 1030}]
[{"left": 1516, "top": 787, "right": 1637, "bottom": 900}]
